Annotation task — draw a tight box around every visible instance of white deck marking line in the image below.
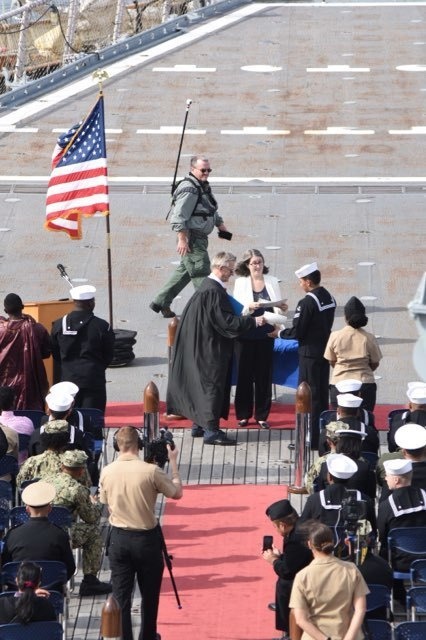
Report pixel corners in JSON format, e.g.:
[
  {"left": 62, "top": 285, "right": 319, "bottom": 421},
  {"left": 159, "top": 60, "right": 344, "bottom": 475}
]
[
  {"left": 389, "top": 126, "right": 426, "bottom": 134},
  {"left": 136, "top": 127, "right": 206, "bottom": 134},
  {"left": 152, "top": 64, "right": 216, "bottom": 72},
  {"left": 0, "top": 126, "right": 38, "bottom": 132},
  {"left": 396, "top": 64, "right": 426, "bottom": 70},
  {"left": 2, "top": 176, "right": 426, "bottom": 184},
  {"left": 0, "top": 3, "right": 266, "bottom": 127},
  {"left": 221, "top": 127, "right": 289, "bottom": 135},
  {"left": 52, "top": 128, "right": 123, "bottom": 134},
  {"left": 304, "top": 127, "right": 375, "bottom": 135},
  {"left": 307, "top": 64, "right": 370, "bottom": 72},
  {"left": 241, "top": 65, "right": 282, "bottom": 72}
]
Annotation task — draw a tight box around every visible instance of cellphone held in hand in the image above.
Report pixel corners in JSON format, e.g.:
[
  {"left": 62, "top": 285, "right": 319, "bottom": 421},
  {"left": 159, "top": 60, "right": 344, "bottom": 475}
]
[
  {"left": 263, "top": 535, "right": 273, "bottom": 551},
  {"left": 218, "top": 230, "right": 233, "bottom": 241}
]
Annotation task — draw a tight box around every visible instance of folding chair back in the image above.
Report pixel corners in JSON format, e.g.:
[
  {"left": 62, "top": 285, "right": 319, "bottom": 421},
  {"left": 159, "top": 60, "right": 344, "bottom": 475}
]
[
  {"left": 411, "top": 560, "right": 426, "bottom": 586},
  {"left": 10, "top": 505, "right": 72, "bottom": 531},
  {"left": 388, "top": 528, "right": 426, "bottom": 580},
  {"left": 362, "top": 450, "right": 379, "bottom": 470},
  {"left": 406, "top": 586, "right": 426, "bottom": 621},
  {"left": 0, "top": 621, "right": 63, "bottom": 639},
  {"left": 394, "top": 621, "right": 426, "bottom": 639},
  {"left": 0, "top": 455, "right": 19, "bottom": 479},
  {"left": 366, "top": 584, "right": 392, "bottom": 619},
  {"left": 1, "top": 560, "right": 67, "bottom": 591},
  {"left": 319, "top": 410, "right": 337, "bottom": 431},
  {"left": 365, "top": 619, "right": 393, "bottom": 640},
  {"left": 13, "top": 410, "right": 45, "bottom": 430}
]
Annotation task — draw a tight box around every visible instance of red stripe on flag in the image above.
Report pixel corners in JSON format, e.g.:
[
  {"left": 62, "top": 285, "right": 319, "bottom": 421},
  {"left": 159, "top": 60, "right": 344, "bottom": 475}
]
[{"left": 45, "top": 95, "right": 109, "bottom": 240}]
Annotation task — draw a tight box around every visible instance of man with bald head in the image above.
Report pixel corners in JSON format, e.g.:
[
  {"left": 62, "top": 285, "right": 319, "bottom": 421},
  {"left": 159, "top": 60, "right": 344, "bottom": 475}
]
[{"left": 150, "top": 154, "right": 231, "bottom": 318}]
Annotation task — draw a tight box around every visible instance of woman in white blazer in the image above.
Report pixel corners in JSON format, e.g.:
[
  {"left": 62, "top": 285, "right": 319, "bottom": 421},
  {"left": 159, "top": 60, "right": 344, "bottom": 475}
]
[{"left": 233, "top": 249, "right": 287, "bottom": 428}]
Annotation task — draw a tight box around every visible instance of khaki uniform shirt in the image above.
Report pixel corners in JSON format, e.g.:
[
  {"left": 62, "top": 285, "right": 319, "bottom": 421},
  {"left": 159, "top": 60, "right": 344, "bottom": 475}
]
[
  {"left": 290, "top": 555, "right": 369, "bottom": 640},
  {"left": 99, "top": 453, "right": 178, "bottom": 530},
  {"left": 324, "top": 325, "right": 382, "bottom": 384}
]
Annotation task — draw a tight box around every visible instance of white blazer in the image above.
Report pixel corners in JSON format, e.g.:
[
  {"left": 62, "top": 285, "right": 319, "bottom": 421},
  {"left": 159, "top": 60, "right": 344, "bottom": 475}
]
[{"left": 232, "top": 274, "right": 285, "bottom": 316}]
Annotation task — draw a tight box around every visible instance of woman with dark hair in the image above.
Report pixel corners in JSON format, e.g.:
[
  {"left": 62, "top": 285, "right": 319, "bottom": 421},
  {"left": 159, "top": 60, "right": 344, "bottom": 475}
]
[
  {"left": 325, "top": 296, "right": 382, "bottom": 411},
  {"left": 289, "top": 521, "right": 369, "bottom": 640},
  {"left": 0, "top": 561, "right": 56, "bottom": 624},
  {"left": 232, "top": 249, "right": 287, "bottom": 429}
]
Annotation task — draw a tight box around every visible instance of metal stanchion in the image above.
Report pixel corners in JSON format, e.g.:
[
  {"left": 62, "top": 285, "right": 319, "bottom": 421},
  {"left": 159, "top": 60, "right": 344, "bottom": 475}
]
[
  {"left": 100, "top": 594, "right": 121, "bottom": 639},
  {"left": 288, "top": 381, "right": 312, "bottom": 496},
  {"left": 165, "top": 317, "right": 184, "bottom": 421},
  {"left": 143, "top": 381, "right": 160, "bottom": 441}
]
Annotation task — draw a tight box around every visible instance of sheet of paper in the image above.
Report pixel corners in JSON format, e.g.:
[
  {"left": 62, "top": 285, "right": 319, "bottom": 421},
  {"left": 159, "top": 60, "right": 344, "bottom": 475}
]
[
  {"left": 263, "top": 312, "right": 287, "bottom": 325},
  {"left": 257, "top": 298, "right": 287, "bottom": 308}
]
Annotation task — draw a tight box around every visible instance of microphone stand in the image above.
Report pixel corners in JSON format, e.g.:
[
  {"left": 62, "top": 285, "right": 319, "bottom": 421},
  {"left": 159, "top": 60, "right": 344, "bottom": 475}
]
[{"left": 57, "top": 263, "right": 73, "bottom": 289}]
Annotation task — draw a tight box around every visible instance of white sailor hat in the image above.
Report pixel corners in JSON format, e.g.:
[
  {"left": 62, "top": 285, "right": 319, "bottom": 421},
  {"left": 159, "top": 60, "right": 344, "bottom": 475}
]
[
  {"left": 326, "top": 453, "right": 357, "bottom": 479},
  {"left": 407, "top": 381, "right": 426, "bottom": 392},
  {"left": 407, "top": 386, "right": 426, "bottom": 405},
  {"left": 70, "top": 285, "right": 96, "bottom": 301},
  {"left": 335, "top": 379, "right": 362, "bottom": 394},
  {"left": 394, "top": 423, "right": 426, "bottom": 450},
  {"left": 49, "top": 381, "right": 79, "bottom": 397},
  {"left": 45, "top": 392, "right": 74, "bottom": 412},
  {"left": 383, "top": 458, "right": 413, "bottom": 476},
  {"left": 337, "top": 393, "right": 363, "bottom": 409},
  {"left": 294, "top": 262, "right": 318, "bottom": 279}
]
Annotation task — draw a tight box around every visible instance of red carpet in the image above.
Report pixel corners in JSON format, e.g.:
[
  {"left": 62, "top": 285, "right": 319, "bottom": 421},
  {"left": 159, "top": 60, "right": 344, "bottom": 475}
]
[
  {"left": 105, "top": 400, "right": 401, "bottom": 431},
  {"left": 158, "top": 485, "right": 289, "bottom": 640}
]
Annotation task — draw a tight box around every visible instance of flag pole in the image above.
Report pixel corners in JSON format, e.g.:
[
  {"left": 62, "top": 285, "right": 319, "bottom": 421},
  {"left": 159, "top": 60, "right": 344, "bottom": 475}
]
[{"left": 92, "top": 69, "right": 113, "bottom": 329}]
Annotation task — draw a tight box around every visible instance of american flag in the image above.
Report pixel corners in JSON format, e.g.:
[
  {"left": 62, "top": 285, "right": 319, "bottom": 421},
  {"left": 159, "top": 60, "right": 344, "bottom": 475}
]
[{"left": 45, "top": 94, "right": 109, "bottom": 240}]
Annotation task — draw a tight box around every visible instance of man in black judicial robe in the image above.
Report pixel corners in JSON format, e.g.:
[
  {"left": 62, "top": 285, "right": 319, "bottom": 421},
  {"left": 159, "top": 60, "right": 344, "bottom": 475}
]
[{"left": 166, "top": 251, "right": 264, "bottom": 446}]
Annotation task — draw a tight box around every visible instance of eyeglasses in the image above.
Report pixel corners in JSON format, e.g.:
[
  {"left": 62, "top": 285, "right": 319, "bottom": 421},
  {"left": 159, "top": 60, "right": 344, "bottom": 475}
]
[
  {"left": 198, "top": 168, "right": 212, "bottom": 174},
  {"left": 249, "top": 260, "right": 263, "bottom": 266},
  {"left": 221, "top": 265, "right": 234, "bottom": 273}
]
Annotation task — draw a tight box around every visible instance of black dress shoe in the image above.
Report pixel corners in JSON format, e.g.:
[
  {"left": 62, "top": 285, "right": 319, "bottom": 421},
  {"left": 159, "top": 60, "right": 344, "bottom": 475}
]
[
  {"left": 268, "top": 602, "right": 276, "bottom": 611},
  {"left": 204, "top": 430, "right": 237, "bottom": 446},
  {"left": 191, "top": 425, "right": 204, "bottom": 437},
  {"left": 149, "top": 302, "right": 176, "bottom": 318}
]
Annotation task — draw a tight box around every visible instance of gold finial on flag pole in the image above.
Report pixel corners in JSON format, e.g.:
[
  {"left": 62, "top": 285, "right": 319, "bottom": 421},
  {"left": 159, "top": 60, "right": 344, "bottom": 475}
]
[{"left": 92, "top": 69, "right": 109, "bottom": 93}]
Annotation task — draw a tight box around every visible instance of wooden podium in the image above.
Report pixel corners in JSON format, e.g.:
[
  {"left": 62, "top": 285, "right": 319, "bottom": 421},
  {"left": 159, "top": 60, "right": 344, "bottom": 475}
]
[{"left": 23, "top": 298, "right": 74, "bottom": 387}]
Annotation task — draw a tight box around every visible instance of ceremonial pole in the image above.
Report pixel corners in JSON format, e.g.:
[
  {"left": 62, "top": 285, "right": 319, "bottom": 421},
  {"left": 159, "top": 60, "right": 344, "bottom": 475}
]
[
  {"left": 288, "top": 381, "right": 311, "bottom": 495},
  {"left": 93, "top": 69, "right": 113, "bottom": 328}
]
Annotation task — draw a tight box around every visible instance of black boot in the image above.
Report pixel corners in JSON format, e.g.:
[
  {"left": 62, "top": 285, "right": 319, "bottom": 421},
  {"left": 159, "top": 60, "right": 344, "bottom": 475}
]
[{"left": 79, "top": 574, "right": 112, "bottom": 597}]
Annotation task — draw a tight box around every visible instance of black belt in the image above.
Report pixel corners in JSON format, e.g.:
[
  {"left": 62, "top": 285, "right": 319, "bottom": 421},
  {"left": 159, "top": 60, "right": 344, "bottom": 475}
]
[{"left": 112, "top": 525, "right": 158, "bottom": 536}]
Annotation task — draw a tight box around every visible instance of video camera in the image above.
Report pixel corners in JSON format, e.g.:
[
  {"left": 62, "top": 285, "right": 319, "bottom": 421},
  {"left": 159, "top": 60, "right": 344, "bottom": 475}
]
[
  {"left": 144, "top": 427, "right": 175, "bottom": 469},
  {"left": 340, "top": 490, "right": 367, "bottom": 537}
]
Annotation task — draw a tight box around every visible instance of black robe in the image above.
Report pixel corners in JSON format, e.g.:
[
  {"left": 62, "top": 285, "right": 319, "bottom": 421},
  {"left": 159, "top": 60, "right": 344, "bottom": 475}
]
[{"left": 166, "top": 277, "right": 255, "bottom": 427}]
